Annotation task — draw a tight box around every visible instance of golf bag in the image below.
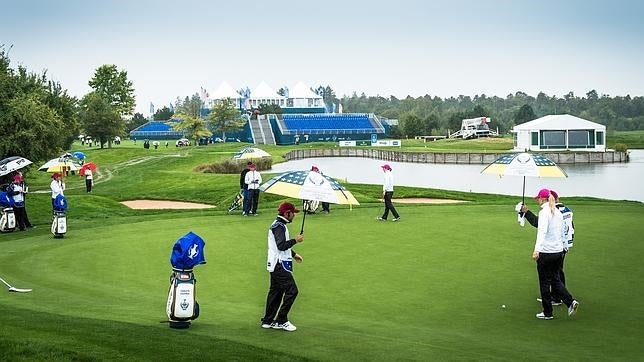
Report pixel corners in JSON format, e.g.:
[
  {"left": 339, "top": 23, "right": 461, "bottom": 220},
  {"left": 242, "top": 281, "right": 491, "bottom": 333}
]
[
  {"left": 228, "top": 190, "right": 244, "bottom": 213},
  {"left": 0, "top": 191, "right": 15, "bottom": 232},
  {"left": 303, "top": 199, "right": 319, "bottom": 213},
  {"left": 166, "top": 268, "right": 199, "bottom": 328},
  {"left": 166, "top": 231, "right": 206, "bottom": 329},
  {"left": 52, "top": 194, "right": 68, "bottom": 238}
]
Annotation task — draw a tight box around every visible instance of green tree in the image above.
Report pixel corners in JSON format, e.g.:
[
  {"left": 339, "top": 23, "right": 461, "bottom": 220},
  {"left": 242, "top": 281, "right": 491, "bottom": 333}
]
[
  {"left": 153, "top": 106, "right": 174, "bottom": 121},
  {"left": 175, "top": 94, "right": 203, "bottom": 119},
  {"left": 0, "top": 46, "right": 78, "bottom": 160},
  {"left": 207, "top": 98, "right": 244, "bottom": 140},
  {"left": 88, "top": 64, "right": 135, "bottom": 116},
  {"left": 258, "top": 103, "right": 282, "bottom": 115},
  {"left": 174, "top": 113, "right": 212, "bottom": 146},
  {"left": 126, "top": 112, "right": 148, "bottom": 132},
  {"left": 401, "top": 113, "right": 424, "bottom": 138},
  {"left": 79, "top": 92, "right": 123, "bottom": 148},
  {"left": 514, "top": 104, "right": 536, "bottom": 124}
]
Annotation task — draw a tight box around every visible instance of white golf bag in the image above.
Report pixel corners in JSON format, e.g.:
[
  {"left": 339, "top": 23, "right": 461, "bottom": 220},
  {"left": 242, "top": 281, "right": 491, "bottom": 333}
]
[
  {"left": 303, "top": 199, "right": 319, "bottom": 213},
  {"left": 0, "top": 207, "right": 16, "bottom": 232},
  {"left": 166, "top": 268, "right": 200, "bottom": 328},
  {"left": 51, "top": 210, "right": 67, "bottom": 238}
]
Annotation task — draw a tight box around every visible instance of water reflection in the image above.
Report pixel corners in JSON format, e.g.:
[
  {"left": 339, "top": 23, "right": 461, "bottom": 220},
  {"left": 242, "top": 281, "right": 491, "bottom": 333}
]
[{"left": 270, "top": 150, "right": 644, "bottom": 202}]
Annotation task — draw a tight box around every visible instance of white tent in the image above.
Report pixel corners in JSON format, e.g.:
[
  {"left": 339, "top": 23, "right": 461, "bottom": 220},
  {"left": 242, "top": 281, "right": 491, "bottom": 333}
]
[
  {"left": 288, "top": 81, "right": 323, "bottom": 108},
  {"left": 248, "top": 81, "right": 285, "bottom": 108},
  {"left": 211, "top": 81, "right": 241, "bottom": 100},
  {"left": 512, "top": 114, "right": 606, "bottom": 152}
]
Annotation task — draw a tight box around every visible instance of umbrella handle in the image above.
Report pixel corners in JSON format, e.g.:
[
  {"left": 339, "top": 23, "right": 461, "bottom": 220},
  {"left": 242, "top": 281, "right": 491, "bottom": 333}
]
[{"left": 300, "top": 208, "right": 307, "bottom": 235}]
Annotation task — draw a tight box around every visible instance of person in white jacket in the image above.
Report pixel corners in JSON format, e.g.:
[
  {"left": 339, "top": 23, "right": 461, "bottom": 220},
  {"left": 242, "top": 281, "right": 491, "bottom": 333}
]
[
  {"left": 244, "top": 163, "right": 262, "bottom": 215},
  {"left": 261, "top": 202, "right": 304, "bottom": 332},
  {"left": 50, "top": 173, "right": 65, "bottom": 210},
  {"left": 532, "top": 188, "right": 579, "bottom": 320},
  {"left": 377, "top": 164, "right": 400, "bottom": 221}
]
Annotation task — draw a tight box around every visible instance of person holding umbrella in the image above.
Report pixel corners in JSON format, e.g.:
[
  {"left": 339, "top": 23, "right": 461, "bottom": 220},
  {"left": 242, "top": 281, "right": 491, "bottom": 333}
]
[
  {"left": 521, "top": 189, "right": 575, "bottom": 305},
  {"left": 377, "top": 164, "right": 400, "bottom": 222},
  {"left": 261, "top": 202, "right": 304, "bottom": 332},
  {"left": 7, "top": 174, "right": 28, "bottom": 231},
  {"left": 84, "top": 167, "right": 93, "bottom": 192},
  {"left": 531, "top": 188, "right": 579, "bottom": 320}
]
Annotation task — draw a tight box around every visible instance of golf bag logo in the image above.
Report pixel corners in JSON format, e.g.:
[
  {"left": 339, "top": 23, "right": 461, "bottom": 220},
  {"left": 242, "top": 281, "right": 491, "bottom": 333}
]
[{"left": 188, "top": 244, "right": 199, "bottom": 260}]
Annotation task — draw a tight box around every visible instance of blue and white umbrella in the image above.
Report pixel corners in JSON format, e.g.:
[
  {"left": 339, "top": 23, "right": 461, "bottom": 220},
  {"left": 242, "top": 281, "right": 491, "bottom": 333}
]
[
  {"left": 0, "top": 156, "right": 32, "bottom": 177},
  {"left": 232, "top": 147, "right": 271, "bottom": 160}
]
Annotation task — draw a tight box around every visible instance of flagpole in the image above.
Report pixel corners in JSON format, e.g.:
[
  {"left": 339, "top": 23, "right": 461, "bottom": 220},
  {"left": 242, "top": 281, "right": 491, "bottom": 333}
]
[{"left": 522, "top": 176, "right": 526, "bottom": 204}]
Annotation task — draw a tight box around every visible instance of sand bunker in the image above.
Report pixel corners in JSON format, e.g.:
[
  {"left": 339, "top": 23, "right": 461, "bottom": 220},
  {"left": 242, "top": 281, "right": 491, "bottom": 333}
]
[{"left": 121, "top": 200, "right": 216, "bottom": 209}]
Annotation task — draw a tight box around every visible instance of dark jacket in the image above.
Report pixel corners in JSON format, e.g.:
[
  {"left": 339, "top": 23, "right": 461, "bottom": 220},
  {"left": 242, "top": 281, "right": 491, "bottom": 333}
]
[{"left": 240, "top": 168, "right": 250, "bottom": 189}]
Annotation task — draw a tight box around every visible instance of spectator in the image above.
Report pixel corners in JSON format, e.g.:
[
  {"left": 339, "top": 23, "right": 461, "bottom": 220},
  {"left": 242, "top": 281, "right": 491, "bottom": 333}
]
[
  {"left": 7, "top": 174, "right": 27, "bottom": 231},
  {"left": 244, "top": 163, "right": 262, "bottom": 216},
  {"left": 85, "top": 168, "right": 93, "bottom": 192},
  {"left": 50, "top": 173, "right": 65, "bottom": 210},
  {"left": 310, "top": 166, "right": 330, "bottom": 213},
  {"left": 240, "top": 162, "right": 252, "bottom": 215}
]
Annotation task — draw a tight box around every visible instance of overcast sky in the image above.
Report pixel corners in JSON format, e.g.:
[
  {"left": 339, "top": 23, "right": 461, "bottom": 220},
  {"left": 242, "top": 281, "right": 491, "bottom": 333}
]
[{"left": 3, "top": 0, "right": 643, "bottom": 115}]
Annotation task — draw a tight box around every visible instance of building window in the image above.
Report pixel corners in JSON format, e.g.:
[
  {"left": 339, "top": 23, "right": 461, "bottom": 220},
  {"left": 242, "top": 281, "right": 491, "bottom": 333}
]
[
  {"left": 568, "top": 130, "right": 594, "bottom": 148},
  {"left": 596, "top": 131, "right": 604, "bottom": 145},
  {"left": 540, "top": 130, "right": 565, "bottom": 149},
  {"left": 531, "top": 132, "right": 539, "bottom": 146}
]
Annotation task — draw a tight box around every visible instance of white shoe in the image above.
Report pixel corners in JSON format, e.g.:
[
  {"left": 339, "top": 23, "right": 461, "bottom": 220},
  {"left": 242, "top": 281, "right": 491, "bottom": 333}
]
[
  {"left": 568, "top": 300, "right": 579, "bottom": 317},
  {"left": 261, "top": 322, "right": 274, "bottom": 329},
  {"left": 535, "top": 312, "right": 553, "bottom": 320},
  {"left": 276, "top": 321, "right": 297, "bottom": 331}
]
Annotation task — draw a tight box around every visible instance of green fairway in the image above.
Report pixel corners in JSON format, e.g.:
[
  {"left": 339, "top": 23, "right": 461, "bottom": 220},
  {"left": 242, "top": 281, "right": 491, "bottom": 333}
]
[{"left": 1, "top": 141, "right": 643, "bottom": 361}]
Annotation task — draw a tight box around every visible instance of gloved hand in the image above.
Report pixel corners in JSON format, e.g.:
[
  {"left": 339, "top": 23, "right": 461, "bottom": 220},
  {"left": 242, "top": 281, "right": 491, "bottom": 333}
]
[{"left": 515, "top": 202, "right": 525, "bottom": 227}]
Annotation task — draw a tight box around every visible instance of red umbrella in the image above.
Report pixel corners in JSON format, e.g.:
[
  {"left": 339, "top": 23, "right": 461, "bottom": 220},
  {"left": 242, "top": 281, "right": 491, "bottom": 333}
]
[{"left": 79, "top": 162, "right": 97, "bottom": 176}]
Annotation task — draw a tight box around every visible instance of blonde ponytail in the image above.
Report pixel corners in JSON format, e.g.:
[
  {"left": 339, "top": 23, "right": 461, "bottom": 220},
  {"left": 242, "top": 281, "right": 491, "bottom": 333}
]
[{"left": 548, "top": 193, "right": 556, "bottom": 215}]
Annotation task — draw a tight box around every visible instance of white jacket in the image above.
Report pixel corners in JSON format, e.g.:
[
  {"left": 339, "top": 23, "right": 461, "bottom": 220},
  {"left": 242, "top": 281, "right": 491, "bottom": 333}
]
[{"left": 245, "top": 170, "right": 262, "bottom": 190}]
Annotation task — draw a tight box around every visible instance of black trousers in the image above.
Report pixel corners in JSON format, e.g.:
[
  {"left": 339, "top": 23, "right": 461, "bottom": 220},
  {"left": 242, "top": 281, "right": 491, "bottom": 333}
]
[
  {"left": 247, "top": 189, "right": 260, "bottom": 214},
  {"left": 262, "top": 263, "right": 299, "bottom": 325},
  {"left": 381, "top": 191, "right": 399, "bottom": 219},
  {"left": 536, "top": 252, "right": 574, "bottom": 316},
  {"left": 86, "top": 178, "right": 92, "bottom": 192},
  {"left": 14, "top": 206, "right": 27, "bottom": 230}
]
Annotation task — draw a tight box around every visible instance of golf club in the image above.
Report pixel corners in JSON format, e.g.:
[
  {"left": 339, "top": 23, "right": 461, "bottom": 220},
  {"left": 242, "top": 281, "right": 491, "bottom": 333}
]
[{"left": 0, "top": 276, "right": 33, "bottom": 293}]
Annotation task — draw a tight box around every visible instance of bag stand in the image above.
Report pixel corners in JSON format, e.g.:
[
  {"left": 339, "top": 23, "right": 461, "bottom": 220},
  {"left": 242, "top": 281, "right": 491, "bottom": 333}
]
[{"left": 166, "top": 268, "right": 200, "bottom": 329}]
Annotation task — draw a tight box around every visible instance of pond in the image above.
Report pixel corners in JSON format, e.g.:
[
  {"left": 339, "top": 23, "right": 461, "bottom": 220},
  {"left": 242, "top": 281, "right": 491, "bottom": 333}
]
[{"left": 269, "top": 150, "right": 644, "bottom": 202}]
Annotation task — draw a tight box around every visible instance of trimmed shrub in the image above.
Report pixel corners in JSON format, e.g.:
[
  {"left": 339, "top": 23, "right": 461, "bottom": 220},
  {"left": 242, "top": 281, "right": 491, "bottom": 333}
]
[
  {"left": 614, "top": 143, "right": 628, "bottom": 152},
  {"left": 194, "top": 158, "right": 273, "bottom": 174}
]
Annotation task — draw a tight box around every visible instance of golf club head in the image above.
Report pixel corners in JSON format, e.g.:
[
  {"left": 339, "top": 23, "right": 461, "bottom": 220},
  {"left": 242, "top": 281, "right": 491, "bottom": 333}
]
[{"left": 9, "top": 287, "right": 32, "bottom": 293}]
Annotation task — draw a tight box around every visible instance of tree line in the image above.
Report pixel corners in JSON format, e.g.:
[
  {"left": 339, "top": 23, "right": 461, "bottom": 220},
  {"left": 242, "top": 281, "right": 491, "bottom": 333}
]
[{"left": 339, "top": 90, "right": 644, "bottom": 138}]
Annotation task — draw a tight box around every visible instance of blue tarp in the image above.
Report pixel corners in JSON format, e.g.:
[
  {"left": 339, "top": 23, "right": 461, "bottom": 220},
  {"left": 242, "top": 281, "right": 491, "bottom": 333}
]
[{"left": 170, "top": 231, "right": 206, "bottom": 269}]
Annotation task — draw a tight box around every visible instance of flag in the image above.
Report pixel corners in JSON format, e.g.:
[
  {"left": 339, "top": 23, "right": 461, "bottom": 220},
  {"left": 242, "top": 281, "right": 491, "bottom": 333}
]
[
  {"left": 150, "top": 102, "right": 155, "bottom": 115},
  {"left": 338, "top": 103, "right": 343, "bottom": 114}
]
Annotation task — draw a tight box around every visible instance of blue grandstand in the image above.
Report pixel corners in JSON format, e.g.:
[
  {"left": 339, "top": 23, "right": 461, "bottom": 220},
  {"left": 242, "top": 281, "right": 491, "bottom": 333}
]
[
  {"left": 129, "top": 121, "right": 184, "bottom": 140},
  {"left": 265, "top": 113, "right": 386, "bottom": 144}
]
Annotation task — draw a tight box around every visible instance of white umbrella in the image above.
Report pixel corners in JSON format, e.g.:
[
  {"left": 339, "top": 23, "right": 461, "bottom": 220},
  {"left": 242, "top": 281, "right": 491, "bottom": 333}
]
[
  {"left": 232, "top": 147, "right": 271, "bottom": 160},
  {"left": 0, "top": 156, "right": 33, "bottom": 176}
]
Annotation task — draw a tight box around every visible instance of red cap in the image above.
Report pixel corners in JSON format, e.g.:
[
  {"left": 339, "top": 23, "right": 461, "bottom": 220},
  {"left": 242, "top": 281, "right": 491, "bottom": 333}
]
[
  {"left": 534, "top": 188, "right": 551, "bottom": 199},
  {"left": 278, "top": 202, "right": 300, "bottom": 215},
  {"left": 249, "top": 163, "right": 256, "bottom": 169},
  {"left": 550, "top": 190, "right": 559, "bottom": 200},
  {"left": 311, "top": 166, "right": 319, "bottom": 172},
  {"left": 52, "top": 172, "right": 62, "bottom": 178},
  {"left": 381, "top": 164, "right": 392, "bottom": 171},
  {"left": 13, "top": 174, "right": 22, "bottom": 182}
]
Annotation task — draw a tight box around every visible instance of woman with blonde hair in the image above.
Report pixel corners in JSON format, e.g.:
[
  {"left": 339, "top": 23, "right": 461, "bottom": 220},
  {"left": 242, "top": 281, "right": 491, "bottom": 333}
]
[{"left": 532, "top": 188, "right": 579, "bottom": 320}]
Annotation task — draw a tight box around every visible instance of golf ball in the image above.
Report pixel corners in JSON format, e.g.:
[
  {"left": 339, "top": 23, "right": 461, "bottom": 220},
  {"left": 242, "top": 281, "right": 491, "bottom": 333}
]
[{"left": 501, "top": 304, "right": 506, "bottom": 308}]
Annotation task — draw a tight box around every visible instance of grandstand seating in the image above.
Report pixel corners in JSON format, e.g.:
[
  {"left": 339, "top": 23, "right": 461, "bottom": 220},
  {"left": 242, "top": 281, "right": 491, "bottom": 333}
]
[
  {"left": 282, "top": 114, "right": 376, "bottom": 133},
  {"left": 129, "top": 121, "right": 184, "bottom": 140}
]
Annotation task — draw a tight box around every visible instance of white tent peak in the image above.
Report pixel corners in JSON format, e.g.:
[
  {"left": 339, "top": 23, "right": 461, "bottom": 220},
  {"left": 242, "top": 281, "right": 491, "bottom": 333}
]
[
  {"left": 251, "top": 81, "right": 284, "bottom": 99},
  {"left": 211, "top": 81, "right": 241, "bottom": 100},
  {"left": 290, "top": 82, "right": 322, "bottom": 99}
]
